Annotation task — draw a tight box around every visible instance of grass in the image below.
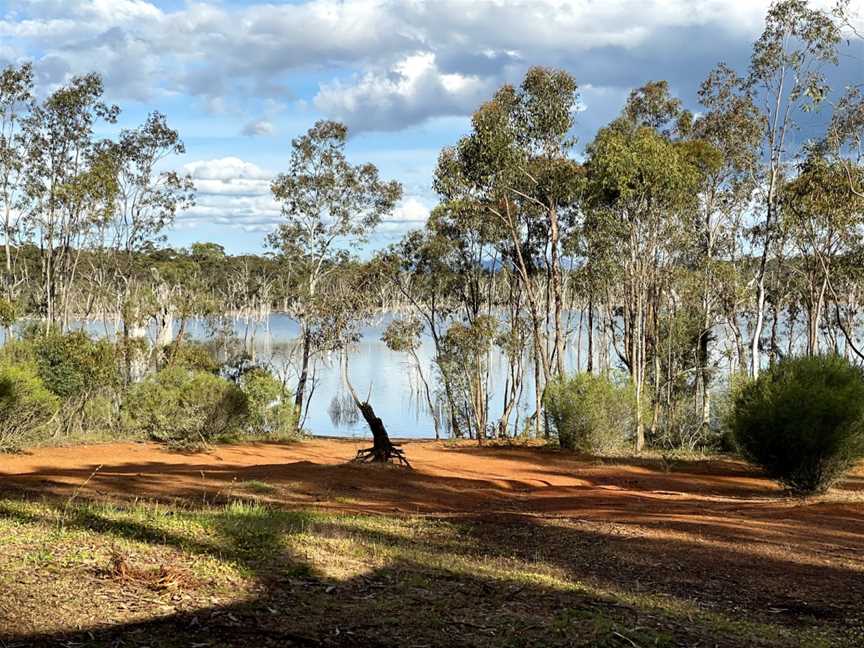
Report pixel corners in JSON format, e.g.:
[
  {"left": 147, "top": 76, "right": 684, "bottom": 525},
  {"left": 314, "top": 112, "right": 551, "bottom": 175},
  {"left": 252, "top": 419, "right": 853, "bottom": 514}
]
[
  {"left": 0, "top": 495, "right": 860, "bottom": 647},
  {"left": 238, "top": 479, "right": 278, "bottom": 494}
]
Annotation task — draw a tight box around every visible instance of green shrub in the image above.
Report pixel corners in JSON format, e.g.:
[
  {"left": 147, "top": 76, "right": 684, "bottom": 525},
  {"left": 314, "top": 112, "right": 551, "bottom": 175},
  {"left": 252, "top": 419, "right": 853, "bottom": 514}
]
[
  {"left": 544, "top": 372, "right": 636, "bottom": 452},
  {"left": 162, "top": 340, "right": 220, "bottom": 374},
  {"left": 728, "top": 354, "right": 864, "bottom": 495},
  {"left": 123, "top": 367, "right": 249, "bottom": 449},
  {"left": 30, "top": 332, "right": 119, "bottom": 399},
  {"left": 240, "top": 368, "right": 298, "bottom": 439},
  {"left": 0, "top": 363, "right": 60, "bottom": 451}
]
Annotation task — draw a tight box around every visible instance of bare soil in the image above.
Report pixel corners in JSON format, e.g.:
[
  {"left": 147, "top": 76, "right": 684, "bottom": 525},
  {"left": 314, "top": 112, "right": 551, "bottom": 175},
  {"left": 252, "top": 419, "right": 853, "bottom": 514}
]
[{"left": 1, "top": 438, "right": 863, "bottom": 647}]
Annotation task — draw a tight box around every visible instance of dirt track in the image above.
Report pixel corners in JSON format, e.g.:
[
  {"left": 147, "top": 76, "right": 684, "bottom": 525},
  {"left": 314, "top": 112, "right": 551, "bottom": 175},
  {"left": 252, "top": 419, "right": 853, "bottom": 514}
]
[{"left": 2, "top": 438, "right": 863, "bottom": 555}]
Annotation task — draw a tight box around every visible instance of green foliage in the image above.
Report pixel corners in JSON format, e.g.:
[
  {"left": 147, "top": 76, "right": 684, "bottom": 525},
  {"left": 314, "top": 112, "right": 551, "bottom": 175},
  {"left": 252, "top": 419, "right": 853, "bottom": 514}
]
[
  {"left": 381, "top": 318, "right": 423, "bottom": 353},
  {"left": 0, "top": 297, "right": 18, "bottom": 331},
  {"left": 123, "top": 367, "right": 249, "bottom": 449},
  {"left": 728, "top": 355, "right": 864, "bottom": 494},
  {"left": 240, "top": 368, "right": 298, "bottom": 439},
  {"left": 28, "top": 332, "right": 119, "bottom": 400},
  {"left": 0, "top": 362, "right": 60, "bottom": 451},
  {"left": 544, "top": 373, "right": 637, "bottom": 452},
  {"left": 163, "top": 340, "right": 220, "bottom": 374}
]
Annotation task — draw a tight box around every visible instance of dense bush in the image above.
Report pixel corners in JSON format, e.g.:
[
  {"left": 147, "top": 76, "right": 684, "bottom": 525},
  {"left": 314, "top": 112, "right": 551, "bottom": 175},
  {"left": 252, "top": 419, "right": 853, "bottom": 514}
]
[
  {"left": 28, "top": 332, "right": 119, "bottom": 400},
  {"left": 240, "top": 368, "right": 298, "bottom": 439},
  {"left": 123, "top": 367, "right": 249, "bottom": 449},
  {"left": 1, "top": 332, "right": 122, "bottom": 438},
  {"left": 728, "top": 355, "right": 864, "bottom": 495},
  {"left": 544, "top": 372, "right": 636, "bottom": 452},
  {"left": 162, "top": 340, "right": 220, "bottom": 374},
  {"left": 0, "top": 363, "right": 60, "bottom": 451}
]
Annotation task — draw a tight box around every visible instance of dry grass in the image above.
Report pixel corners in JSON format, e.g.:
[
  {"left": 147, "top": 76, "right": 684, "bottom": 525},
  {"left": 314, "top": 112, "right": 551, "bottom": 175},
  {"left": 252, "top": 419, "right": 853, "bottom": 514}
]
[{"left": 0, "top": 496, "right": 861, "bottom": 647}]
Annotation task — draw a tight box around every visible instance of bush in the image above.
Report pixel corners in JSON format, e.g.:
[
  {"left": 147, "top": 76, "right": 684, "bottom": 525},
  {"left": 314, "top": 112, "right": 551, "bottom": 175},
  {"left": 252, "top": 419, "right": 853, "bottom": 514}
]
[
  {"left": 728, "top": 355, "right": 864, "bottom": 495},
  {"left": 162, "top": 340, "right": 220, "bottom": 374},
  {"left": 240, "top": 368, "right": 298, "bottom": 439},
  {"left": 123, "top": 367, "right": 249, "bottom": 449},
  {"left": 29, "top": 332, "right": 119, "bottom": 400},
  {"left": 544, "top": 372, "right": 636, "bottom": 452},
  {"left": 0, "top": 363, "right": 60, "bottom": 451}
]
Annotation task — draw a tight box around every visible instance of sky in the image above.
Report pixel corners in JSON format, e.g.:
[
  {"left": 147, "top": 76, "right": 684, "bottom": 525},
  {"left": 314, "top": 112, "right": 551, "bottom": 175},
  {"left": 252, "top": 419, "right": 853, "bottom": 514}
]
[{"left": 1, "top": 0, "right": 862, "bottom": 254}]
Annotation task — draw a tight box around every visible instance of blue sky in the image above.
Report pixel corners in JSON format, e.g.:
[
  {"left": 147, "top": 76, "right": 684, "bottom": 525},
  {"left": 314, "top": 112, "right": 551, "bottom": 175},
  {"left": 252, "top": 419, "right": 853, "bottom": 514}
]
[{"left": 1, "top": 0, "right": 861, "bottom": 254}]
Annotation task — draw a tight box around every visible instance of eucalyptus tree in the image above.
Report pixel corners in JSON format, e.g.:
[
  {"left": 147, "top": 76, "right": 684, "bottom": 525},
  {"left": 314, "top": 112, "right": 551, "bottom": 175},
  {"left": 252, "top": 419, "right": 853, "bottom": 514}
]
[
  {"left": 815, "top": 85, "right": 864, "bottom": 358},
  {"left": 690, "top": 64, "right": 762, "bottom": 421},
  {"left": 584, "top": 85, "right": 702, "bottom": 451},
  {"left": 381, "top": 316, "right": 440, "bottom": 439},
  {"left": 744, "top": 0, "right": 843, "bottom": 376},
  {"left": 20, "top": 73, "right": 120, "bottom": 332},
  {"left": 0, "top": 63, "right": 34, "bottom": 296},
  {"left": 435, "top": 66, "right": 581, "bottom": 436},
  {"left": 98, "top": 112, "right": 194, "bottom": 380},
  {"left": 268, "top": 120, "right": 402, "bottom": 426},
  {"left": 783, "top": 156, "right": 864, "bottom": 355}
]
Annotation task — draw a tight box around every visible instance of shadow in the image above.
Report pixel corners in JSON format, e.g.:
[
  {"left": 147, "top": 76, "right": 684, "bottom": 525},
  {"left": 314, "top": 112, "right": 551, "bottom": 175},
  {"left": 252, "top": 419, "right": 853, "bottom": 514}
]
[
  {"left": 2, "top": 495, "right": 864, "bottom": 647},
  {"left": 1, "top": 443, "right": 863, "bottom": 645},
  {"left": 2, "top": 446, "right": 863, "bottom": 554}
]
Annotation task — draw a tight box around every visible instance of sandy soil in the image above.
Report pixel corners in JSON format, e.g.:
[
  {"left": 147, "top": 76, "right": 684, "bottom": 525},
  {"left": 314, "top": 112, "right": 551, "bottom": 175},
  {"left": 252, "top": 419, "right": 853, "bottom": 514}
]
[
  {"left": 2, "top": 438, "right": 863, "bottom": 555},
  {"left": 2, "top": 438, "right": 864, "bottom": 646}
]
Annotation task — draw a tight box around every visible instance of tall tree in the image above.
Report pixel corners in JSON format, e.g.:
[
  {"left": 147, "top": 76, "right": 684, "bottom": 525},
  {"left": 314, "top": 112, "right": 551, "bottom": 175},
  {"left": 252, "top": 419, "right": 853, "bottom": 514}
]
[
  {"left": 0, "top": 63, "right": 34, "bottom": 296},
  {"left": 584, "top": 84, "right": 702, "bottom": 451},
  {"left": 745, "top": 0, "right": 842, "bottom": 376},
  {"left": 21, "top": 73, "right": 119, "bottom": 331},
  {"left": 268, "top": 120, "right": 402, "bottom": 426}
]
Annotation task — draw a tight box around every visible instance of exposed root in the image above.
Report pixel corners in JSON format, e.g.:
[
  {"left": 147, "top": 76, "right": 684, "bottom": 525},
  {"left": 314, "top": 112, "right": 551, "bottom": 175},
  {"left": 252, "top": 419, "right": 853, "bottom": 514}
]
[{"left": 353, "top": 444, "right": 412, "bottom": 469}]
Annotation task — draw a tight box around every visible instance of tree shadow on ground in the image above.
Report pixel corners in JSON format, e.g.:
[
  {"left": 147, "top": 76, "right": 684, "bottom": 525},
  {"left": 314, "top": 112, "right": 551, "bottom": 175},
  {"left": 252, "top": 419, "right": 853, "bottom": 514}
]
[{"left": 0, "top": 484, "right": 863, "bottom": 648}]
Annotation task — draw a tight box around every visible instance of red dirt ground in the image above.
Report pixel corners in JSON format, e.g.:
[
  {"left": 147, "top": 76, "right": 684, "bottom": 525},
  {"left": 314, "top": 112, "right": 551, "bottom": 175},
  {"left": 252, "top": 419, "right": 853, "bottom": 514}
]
[
  {"left": 2, "top": 438, "right": 863, "bottom": 559},
  {"left": 2, "top": 439, "right": 864, "bottom": 646}
]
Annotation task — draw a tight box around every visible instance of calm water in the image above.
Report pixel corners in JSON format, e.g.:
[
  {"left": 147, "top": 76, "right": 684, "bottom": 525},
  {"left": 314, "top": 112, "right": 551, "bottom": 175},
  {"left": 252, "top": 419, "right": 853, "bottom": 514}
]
[
  {"left": 49, "top": 312, "right": 581, "bottom": 440},
  {"left": 205, "top": 313, "right": 562, "bottom": 439},
  {"left": 7, "top": 311, "right": 851, "bottom": 439}
]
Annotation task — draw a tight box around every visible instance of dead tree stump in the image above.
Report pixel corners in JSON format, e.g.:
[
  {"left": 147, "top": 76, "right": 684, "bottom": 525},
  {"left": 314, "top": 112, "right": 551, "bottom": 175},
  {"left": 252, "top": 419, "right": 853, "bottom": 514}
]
[{"left": 351, "top": 400, "right": 411, "bottom": 468}]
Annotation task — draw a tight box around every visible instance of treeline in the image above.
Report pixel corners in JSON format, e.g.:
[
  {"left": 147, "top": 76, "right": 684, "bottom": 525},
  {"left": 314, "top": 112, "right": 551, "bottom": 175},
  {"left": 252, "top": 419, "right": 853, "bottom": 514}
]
[{"left": 1, "top": 0, "right": 863, "bottom": 455}]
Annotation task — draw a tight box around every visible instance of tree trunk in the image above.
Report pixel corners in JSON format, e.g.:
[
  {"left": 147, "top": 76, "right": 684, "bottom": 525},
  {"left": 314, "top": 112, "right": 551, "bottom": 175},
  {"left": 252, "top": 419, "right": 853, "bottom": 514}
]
[
  {"left": 294, "top": 325, "right": 312, "bottom": 426},
  {"left": 343, "top": 350, "right": 411, "bottom": 467}
]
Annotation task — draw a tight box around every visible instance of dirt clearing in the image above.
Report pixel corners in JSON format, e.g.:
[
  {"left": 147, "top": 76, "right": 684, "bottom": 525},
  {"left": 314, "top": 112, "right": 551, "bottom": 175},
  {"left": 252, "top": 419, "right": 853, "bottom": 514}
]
[{"left": 1, "top": 439, "right": 862, "bottom": 647}]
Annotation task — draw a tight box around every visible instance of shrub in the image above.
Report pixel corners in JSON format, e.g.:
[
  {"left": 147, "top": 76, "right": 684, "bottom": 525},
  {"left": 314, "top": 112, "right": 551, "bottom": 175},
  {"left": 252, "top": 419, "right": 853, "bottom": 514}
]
[
  {"left": 728, "top": 355, "right": 864, "bottom": 495},
  {"left": 0, "top": 363, "right": 60, "bottom": 451},
  {"left": 123, "top": 367, "right": 249, "bottom": 449},
  {"left": 240, "top": 368, "right": 298, "bottom": 439},
  {"left": 162, "top": 340, "right": 220, "bottom": 374},
  {"left": 544, "top": 372, "right": 636, "bottom": 452},
  {"left": 29, "top": 332, "right": 119, "bottom": 400}
]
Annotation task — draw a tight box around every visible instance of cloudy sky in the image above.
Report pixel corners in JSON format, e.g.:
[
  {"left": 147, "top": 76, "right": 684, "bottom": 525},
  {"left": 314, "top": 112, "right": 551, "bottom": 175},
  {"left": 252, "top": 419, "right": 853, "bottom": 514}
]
[{"left": 1, "top": 0, "right": 861, "bottom": 253}]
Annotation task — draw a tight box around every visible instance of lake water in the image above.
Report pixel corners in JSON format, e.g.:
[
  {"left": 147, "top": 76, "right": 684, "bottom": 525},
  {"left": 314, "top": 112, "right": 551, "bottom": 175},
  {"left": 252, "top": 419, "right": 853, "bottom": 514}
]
[{"left": 45, "top": 312, "right": 580, "bottom": 440}]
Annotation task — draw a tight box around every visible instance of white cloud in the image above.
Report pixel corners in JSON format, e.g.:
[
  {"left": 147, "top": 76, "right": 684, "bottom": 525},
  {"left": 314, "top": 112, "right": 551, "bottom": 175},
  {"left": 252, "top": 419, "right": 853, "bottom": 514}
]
[
  {"left": 176, "top": 156, "right": 429, "bottom": 240},
  {"left": 178, "top": 157, "right": 279, "bottom": 230},
  {"left": 3, "top": 0, "right": 858, "bottom": 137},
  {"left": 241, "top": 118, "right": 275, "bottom": 137},
  {"left": 5, "top": 0, "right": 846, "bottom": 122},
  {"left": 315, "top": 52, "right": 493, "bottom": 131},
  {"left": 386, "top": 196, "right": 430, "bottom": 224},
  {"left": 184, "top": 157, "right": 271, "bottom": 181}
]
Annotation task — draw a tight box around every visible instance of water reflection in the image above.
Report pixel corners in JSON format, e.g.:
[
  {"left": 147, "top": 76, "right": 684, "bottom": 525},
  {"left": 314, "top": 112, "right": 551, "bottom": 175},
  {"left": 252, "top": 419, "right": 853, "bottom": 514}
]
[{"left": 3, "top": 314, "right": 564, "bottom": 439}]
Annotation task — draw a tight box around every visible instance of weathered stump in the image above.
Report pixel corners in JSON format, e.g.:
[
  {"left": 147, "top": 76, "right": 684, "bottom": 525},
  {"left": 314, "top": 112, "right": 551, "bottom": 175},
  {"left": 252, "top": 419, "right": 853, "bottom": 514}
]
[{"left": 351, "top": 400, "right": 412, "bottom": 468}]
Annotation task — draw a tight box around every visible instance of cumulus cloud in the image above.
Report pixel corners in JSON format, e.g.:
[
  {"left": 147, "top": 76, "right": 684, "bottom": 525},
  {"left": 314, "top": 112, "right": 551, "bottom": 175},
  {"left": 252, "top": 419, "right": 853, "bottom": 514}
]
[
  {"left": 178, "top": 157, "right": 279, "bottom": 231},
  {"left": 315, "top": 52, "right": 495, "bottom": 132},
  {"left": 4, "top": 0, "right": 858, "bottom": 132},
  {"left": 177, "top": 156, "right": 430, "bottom": 239}
]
